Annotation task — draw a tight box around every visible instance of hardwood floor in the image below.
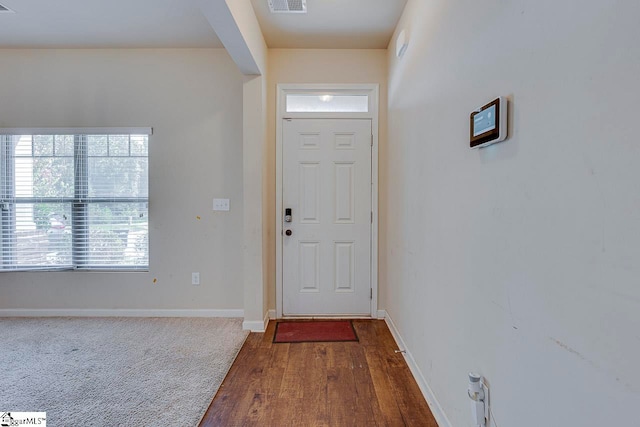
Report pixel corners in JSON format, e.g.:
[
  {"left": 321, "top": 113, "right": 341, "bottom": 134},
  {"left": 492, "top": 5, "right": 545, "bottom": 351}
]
[{"left": 199, "top": 320, "right": 438, "bottom": 427}]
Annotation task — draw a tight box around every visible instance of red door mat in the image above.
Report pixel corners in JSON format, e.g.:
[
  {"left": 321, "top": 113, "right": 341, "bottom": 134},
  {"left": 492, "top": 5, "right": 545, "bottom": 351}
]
[{"left": 273, "top": 320, "right": 358, "bottom": 343}]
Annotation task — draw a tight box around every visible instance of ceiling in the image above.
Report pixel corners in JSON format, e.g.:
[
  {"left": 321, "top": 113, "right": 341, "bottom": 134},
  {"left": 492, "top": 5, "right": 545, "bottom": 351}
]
[
  {"left": 251, "top": 0, "right": 407, "bottom": 49},
  {"left": 0, "top": 0, "right": 223, "bottom": 48},
  {"left": 0, "top": 0, "right": 406, "bottom": 49}
]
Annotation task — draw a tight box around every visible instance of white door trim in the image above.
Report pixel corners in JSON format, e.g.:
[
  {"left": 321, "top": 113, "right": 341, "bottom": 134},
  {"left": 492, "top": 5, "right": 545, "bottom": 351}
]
[{"left": 275, "top": 84, "right": 379, "bottom": 318}]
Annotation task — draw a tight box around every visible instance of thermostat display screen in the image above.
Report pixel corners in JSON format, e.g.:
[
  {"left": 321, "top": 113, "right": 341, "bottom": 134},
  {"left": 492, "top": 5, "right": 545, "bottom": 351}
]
[
  {"left": 472, "top": 104, "right": 496, "bottom": 137},
  {"left": 470, "top": 97, "right": 507, "bottom": 149}
]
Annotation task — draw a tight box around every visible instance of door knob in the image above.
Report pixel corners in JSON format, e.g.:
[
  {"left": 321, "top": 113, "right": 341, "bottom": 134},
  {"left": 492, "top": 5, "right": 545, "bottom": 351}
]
[{"left": 285, "top": 229, "right": 292, "bottom": 236}]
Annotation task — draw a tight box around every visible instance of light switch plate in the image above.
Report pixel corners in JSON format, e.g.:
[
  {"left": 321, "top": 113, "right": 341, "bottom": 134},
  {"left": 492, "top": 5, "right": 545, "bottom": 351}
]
[{"left": 213, "top": 198, "right": 230, "bottom": 211}]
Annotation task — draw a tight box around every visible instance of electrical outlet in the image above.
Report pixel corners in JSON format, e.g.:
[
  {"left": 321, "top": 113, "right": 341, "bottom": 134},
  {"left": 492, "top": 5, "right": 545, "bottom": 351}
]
[
  {"left": 192, "top": 272, "right": 200, "bottom": 286},
  {"left": 213, "top": 198, "right": 230, "bottom": 211}
]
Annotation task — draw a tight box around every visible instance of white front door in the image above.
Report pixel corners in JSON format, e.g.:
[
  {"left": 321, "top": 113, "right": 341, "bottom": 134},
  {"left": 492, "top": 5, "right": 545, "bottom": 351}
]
[{"left": 282, "top": 118, "right": 372, "bottom": 316}]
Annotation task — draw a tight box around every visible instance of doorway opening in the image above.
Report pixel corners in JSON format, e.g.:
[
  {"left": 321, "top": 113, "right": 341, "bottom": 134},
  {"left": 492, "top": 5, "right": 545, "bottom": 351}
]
[{"left": 275, "top": 84, "right": 379, "bottom": 318}]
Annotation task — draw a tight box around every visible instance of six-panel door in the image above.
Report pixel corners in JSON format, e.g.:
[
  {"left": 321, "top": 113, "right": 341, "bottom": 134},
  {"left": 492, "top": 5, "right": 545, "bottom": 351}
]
[{"left": 282, "top": 119, "right": 372, "bottom": 316}]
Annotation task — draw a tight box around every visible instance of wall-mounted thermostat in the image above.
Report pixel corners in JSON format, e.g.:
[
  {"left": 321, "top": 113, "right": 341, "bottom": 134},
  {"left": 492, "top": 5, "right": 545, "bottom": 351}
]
[{"left": 470, "top": 96, "right": 508, "bottom": 149}]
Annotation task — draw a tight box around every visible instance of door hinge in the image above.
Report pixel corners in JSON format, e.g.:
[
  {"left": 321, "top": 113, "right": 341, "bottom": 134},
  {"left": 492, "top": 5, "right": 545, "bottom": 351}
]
[
  {"left": 371, "top": 211, "right": 373, "bottom": 223},
  {"left": 370, "top": 288, "right": 373, "bottom": 300},
  {"left": 371, "top": 134, "right": 373, "bottom": 147}
]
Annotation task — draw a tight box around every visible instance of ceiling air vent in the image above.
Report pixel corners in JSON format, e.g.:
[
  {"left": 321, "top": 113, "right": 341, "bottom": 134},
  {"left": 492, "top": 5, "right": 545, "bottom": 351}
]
[
  {"left": 0, "top": 3, "right": 15, "bottom": 13},
  {"left": 268, "top": 0, "right": 306, "bottom": 14}
]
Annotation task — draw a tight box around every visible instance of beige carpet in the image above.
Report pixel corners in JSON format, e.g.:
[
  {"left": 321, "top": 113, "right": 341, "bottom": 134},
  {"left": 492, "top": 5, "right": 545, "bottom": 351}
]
[{"left": 0, "top": 317, "right": 248, "bottom": 426}]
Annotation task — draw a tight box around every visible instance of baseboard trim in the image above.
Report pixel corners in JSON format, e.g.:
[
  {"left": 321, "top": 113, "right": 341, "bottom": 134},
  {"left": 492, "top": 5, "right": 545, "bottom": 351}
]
[
  {"left": 380, "top": 310, "right": 453, "bottom": 427},
  {"left": 242, "top": 309, "right": 274, "bottom": 332},
  {"left": 0, "top": 308, "right": 244, "bottom": 318}
]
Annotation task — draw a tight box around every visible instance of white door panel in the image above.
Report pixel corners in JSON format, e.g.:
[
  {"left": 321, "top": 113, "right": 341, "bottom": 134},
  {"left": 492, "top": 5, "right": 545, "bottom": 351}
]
[{"left": 282, "top": 119, "right": 372, "bottom": 316}]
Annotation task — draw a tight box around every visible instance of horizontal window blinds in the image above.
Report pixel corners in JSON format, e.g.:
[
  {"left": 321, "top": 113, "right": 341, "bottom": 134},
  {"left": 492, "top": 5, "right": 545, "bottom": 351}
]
[{"left": 0, "top": 132, "right": 149, "bottom": 271}]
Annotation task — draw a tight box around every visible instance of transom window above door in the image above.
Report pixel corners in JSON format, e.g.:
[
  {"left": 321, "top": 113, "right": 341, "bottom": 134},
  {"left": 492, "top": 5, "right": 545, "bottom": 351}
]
[{"left": 285, "top": 94, "right": 369, "bottom": 113}]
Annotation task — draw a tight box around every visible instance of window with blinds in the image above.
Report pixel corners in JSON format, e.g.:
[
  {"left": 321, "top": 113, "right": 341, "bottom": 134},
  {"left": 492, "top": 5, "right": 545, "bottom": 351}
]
[{"left": 0, "top": 130, "right": 149, "bottom": 271}]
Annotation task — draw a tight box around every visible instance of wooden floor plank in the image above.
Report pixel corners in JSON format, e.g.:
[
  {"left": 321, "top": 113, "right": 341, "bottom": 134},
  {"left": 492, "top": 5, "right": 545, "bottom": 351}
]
[
  {"left": 278, "top": 343, "right": 307, "bottom": 399},
  {"left": 269, "top": 342, "right": 290, "bottom": 368},
  {"left": 364, "top": 345, "right": 407, "bottom": 426},
  {"left": 199, "top": 319, "right": 436, "bottom": 427},
  {"left": 349, "top": 343, "right": 386, "bottom": 427}
]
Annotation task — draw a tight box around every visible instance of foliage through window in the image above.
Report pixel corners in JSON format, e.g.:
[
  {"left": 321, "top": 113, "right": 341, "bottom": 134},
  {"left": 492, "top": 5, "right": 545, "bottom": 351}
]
[{"left": 0, "top": 132, "right": 149, "bottom": 271}]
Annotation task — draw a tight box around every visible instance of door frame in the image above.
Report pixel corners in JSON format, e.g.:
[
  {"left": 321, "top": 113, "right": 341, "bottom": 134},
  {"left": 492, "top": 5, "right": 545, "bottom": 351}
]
[{"left": 275, "top": 84, "right": 379, "bottom": 318}]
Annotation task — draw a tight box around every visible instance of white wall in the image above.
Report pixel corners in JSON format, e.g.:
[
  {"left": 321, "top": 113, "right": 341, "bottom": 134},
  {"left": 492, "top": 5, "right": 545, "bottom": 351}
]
[
  {"left": 267, "top": 49, "right": 388, "bottom": 311},
  {"left": 387, "top": 1, "right": 640, "bottom": 426},
  {"left": 0, "top": 49, "right": 245, "bottom": 312}
]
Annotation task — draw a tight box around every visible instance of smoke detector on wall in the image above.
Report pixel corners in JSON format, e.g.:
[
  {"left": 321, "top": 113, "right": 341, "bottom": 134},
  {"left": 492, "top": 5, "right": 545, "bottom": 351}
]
[{"left": 268, "top": 0, "right": 307, "bottom": 13}]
